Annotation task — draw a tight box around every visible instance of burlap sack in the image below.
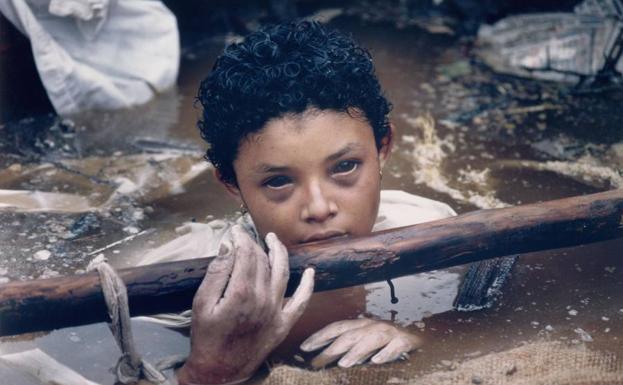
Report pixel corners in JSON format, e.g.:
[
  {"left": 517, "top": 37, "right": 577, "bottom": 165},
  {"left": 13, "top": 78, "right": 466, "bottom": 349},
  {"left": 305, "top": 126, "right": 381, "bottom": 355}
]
[{"left": 261, "top": 342, "right": 623, "bottom": 385}]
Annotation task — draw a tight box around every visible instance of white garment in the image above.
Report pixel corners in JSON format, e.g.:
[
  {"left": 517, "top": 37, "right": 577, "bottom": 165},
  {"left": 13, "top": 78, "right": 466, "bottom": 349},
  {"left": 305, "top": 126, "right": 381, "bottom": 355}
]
[{"left": 0, "top": 0, "right": 179, "bottom": 115}]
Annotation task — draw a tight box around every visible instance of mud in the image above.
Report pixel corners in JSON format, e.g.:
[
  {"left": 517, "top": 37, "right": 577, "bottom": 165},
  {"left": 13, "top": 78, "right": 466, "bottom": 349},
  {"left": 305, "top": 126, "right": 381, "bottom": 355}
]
[{"left": 1, "top": 8, "right": 622, "bottom": 385}]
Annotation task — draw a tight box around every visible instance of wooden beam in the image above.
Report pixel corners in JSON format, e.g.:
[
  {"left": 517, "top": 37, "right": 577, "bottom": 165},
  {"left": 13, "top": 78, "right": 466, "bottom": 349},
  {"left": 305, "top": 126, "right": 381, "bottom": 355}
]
[{"left": 0, "top": 189, "right": 622, "bottom": 336}]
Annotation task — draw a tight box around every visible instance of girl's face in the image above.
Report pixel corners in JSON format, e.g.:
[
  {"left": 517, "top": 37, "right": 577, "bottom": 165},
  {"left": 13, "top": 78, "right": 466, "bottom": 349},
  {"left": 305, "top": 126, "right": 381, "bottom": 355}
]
[{"left": 224, "top": 108, "right": 392, "bottom": 247}]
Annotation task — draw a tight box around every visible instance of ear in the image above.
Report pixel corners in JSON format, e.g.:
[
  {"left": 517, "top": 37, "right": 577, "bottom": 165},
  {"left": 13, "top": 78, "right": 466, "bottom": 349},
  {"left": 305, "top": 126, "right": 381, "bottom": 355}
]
[
  {"left": 213, "top": 168, "right": 243, "bottom": 203},
  {"left": 378, "top": 122, "right": 395, "bottom": 169}
]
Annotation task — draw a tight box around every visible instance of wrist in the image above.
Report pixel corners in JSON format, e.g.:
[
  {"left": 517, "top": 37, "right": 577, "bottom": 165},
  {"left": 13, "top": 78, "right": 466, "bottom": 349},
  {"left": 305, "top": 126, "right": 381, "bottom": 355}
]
[{"left": 176, "top": 357, "right": 253, "bottom": 385}]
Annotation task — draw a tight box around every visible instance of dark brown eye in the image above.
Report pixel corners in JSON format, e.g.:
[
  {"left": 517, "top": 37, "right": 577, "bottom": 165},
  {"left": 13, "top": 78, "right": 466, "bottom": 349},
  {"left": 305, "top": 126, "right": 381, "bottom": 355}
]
[
  {"left": 264, "top": 175, "right": 292, "bottom": 189},
  {"left": 332, "top": 160, "right": 359, "bottom": 175}
]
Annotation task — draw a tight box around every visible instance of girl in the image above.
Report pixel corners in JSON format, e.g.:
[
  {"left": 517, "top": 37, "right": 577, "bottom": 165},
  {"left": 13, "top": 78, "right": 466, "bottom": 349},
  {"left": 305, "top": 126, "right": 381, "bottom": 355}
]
[{"left": 137, "top": 20, "right": 455, "bottom": 385}]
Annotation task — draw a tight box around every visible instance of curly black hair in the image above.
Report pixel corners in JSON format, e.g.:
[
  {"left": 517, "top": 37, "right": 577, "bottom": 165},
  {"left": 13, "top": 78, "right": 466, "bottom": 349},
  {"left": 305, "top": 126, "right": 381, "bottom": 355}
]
[{"left": 197, "top": 20, "right": 392, "bottom": 186}]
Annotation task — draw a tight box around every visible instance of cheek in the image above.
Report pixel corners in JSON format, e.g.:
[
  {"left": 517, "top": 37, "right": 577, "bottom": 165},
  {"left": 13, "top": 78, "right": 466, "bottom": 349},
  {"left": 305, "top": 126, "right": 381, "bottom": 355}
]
[
  {"left": 247, "top": 200, "right": 300, "bottom": 245},
  {"left": 342, "top": 168, "right": 381, "bottom": 235}
]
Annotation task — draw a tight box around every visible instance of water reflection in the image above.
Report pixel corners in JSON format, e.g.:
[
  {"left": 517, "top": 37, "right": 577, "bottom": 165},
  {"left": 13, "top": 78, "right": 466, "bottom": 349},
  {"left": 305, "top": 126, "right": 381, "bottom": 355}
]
[{"left": 366, "top": 269, "right": 463, "bottom": 326}]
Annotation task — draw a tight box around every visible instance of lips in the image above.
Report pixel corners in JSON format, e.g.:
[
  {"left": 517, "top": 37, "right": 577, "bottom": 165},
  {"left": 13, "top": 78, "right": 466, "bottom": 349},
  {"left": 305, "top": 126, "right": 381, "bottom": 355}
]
[{"left": 301, "top": 230, "right": 347, "bottom": 244}]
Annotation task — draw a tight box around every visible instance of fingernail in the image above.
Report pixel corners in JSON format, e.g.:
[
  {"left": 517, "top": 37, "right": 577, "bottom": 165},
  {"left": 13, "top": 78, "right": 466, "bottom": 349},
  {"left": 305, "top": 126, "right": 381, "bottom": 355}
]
[
  {"left": 300, "top": 342, "right": 311, "bottom": 352},
  {"left": 371, "top": 355, "right": 383, "bottom": 364},
  {"left": 338, "top": 358, "right": 354, "bottom": 368},
  {"left": 265, "top": 232, "right": 276, "bottom": 244}
]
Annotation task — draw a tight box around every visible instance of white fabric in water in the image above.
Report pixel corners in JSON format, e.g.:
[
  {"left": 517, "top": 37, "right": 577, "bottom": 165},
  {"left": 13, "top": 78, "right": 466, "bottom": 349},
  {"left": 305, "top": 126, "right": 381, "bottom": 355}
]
[
  {"left": 0, "top": 0, "right": 179, "bottom": 115},
  {"left": 0, "top": 348, "right": 100, "bottom": 385}
]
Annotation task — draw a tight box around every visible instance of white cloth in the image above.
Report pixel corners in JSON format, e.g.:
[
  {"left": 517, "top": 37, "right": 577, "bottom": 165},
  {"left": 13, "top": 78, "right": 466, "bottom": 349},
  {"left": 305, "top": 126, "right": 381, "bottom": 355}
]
[{"left": 0, "top": 0, "right": 179, "bottom": 115}]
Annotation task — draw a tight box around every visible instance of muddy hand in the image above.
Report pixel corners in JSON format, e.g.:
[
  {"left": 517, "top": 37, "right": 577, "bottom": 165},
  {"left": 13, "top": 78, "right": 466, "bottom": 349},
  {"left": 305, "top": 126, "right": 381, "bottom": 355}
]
[
  {"left": 300, "top": 318, "right": 421, "bottom": 368},
  {"left": 177, "top": 225, "right": 315, "bottom": 385}
]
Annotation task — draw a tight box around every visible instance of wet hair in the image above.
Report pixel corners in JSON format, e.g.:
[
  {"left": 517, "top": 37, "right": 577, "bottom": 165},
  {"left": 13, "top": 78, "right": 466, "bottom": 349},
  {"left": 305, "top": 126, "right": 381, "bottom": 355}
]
[{"left": 197, "top": 20, "right": 392, "bottom": 185}]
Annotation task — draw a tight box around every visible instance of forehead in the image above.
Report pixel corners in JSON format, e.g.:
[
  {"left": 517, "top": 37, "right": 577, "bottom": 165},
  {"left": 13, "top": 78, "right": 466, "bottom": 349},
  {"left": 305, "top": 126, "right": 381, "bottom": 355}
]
[{"left": 235, "top": 110, "right": 377, "bottom": 168}]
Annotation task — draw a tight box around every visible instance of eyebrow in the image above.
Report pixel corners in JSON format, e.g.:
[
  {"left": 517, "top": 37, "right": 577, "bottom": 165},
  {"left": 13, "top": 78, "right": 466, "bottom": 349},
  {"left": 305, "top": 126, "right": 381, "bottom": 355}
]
[
  {"left": 253, "top": 142, "right": 363, "bottom": 174},
  {"left": 326, "top": 142, "right": 362, "bottom": 162},
  {"left": 253, "top": 164, "right": 291, "bottom": 174}
]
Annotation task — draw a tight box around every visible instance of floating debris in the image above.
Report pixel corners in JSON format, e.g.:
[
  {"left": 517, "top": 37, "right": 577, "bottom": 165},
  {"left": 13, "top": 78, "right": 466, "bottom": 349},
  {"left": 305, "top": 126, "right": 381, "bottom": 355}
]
[
  {"left": 440, "top": 359, "right": 453, "bottom": 368},
  {"left": 0, "top": 190, "right": 93, "bottom": 213},
  {"left": 574, "top": 328, "right": 594, "bottom": 342},
  {"left": 439, "top": 60, "right": 472, "bottom": 79},
  {"left": 477, "top": 0, "right": 623, "bottom": 83},
  {"left": 505, "top": 364, "right": 518, "bottom": 376},
  {"left": 66, "top": 212, "right": 101, "bottom": 240},
  {"left": 471, "top": 374, "right": 483, "bottom": 384},
  {"left": 33, "top": 250, "right": 51, "bottom": 261},
  {"left": 68, "top": 332, "right": 81, "bottom": 343},
  {"left": 123, "top": 226, "right": 140, "bottom": 235}
]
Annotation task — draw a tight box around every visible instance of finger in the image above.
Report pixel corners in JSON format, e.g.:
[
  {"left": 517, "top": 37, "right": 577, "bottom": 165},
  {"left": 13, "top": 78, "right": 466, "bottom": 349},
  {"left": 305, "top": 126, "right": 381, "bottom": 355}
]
[
  {"left": 193, "top": 251, "right": 234, "bottom": 314},
  {"left": 229, "top": 225, "right": 258, "bottom": 281},
  {"left": 219, "top": 226, "right": 258, "bottom": 306},
  {"left": 309, "top": 329, "right": 362, "bottom": 368},
  {"left": 337, "top": 332, "right": 392, "bottom": 368},
  {"left": 266, "top": 232, "right": 289, "bottom": 304},
  {"left": 300, "top": 318, "right": 374, "bottom": 352},
  {"left": 282, "top": 268, "right": 314, "bottom": 325},
  {"left": 254, "top": 234, "right": 271, "bottom": 293},
  {"left": 370, "top": 335, "right": 421, "bottom": 364}
]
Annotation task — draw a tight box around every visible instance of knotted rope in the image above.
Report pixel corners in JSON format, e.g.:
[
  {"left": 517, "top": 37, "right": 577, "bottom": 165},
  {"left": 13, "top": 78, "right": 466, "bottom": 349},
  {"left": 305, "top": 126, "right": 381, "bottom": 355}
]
[{"left": 90, "top": 260, "right": 185, "bottom": 384}]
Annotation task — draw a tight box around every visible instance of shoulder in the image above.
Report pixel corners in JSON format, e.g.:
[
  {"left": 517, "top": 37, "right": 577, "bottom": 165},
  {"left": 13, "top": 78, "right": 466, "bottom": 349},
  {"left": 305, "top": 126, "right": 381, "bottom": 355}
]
[
  {"left": 374, "top": 190, "right": 456, "bottom": 231},
  {"left": 135, "top": 214, "right": 260, "bottom": 265}
]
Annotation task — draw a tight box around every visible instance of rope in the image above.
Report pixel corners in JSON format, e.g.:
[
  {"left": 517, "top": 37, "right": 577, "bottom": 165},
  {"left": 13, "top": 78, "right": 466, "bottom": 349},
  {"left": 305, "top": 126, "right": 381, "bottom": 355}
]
[{"left": 93, "top": 261, "right": 175, "bottom": 385}]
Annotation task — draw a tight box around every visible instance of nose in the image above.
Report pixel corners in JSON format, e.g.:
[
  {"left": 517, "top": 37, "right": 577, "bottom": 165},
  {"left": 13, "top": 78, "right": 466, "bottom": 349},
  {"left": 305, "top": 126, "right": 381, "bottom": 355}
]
[{"left": 300, "top": 180, "right": 337, "bottom": 223}]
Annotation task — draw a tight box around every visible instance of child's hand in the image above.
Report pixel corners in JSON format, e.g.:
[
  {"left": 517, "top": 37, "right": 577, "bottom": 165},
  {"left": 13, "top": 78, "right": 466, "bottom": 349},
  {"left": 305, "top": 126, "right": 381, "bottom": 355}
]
[
  {"left": 300, "top": 318, "right": 421, "bottom": 368},
  {"left": 177, "top": 225, "right": 315, "bottom": 385}
]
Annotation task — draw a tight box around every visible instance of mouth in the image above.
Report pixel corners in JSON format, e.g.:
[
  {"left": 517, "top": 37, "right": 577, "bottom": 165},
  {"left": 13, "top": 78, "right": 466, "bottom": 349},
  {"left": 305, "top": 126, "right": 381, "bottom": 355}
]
[{"left": 301, "top": 231, "right": 347, "bottom": 244}]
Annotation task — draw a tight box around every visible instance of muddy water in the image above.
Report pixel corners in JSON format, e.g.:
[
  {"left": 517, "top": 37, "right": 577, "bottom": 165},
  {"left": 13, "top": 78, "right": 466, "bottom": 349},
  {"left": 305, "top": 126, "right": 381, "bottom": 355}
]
[{"left": 1, "top": 14, "right": 622, "bottom": 384}]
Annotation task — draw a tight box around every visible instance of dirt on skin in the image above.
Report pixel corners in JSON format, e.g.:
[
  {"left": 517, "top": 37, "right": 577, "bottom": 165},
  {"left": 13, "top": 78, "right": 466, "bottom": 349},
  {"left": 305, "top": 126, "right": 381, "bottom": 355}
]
[{"left": 0, "top": 7, "right": 622, "bottom": 385}]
